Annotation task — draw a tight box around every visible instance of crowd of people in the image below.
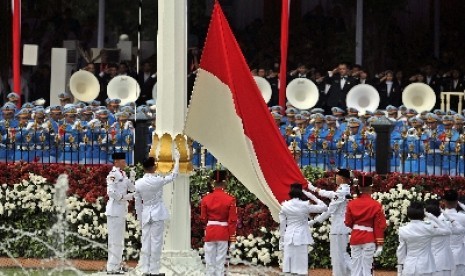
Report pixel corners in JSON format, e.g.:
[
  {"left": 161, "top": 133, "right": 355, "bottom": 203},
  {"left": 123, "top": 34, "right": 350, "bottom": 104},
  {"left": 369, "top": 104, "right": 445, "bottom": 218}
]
[
  {"left": 256, "top": 62, "right": 465, "bottom": 113},
  {"left": 2, "top": 59, "right": 465, "bottom": 175},
  {"left": 273, "top": 102, "right": 465, "bottom": 176}
]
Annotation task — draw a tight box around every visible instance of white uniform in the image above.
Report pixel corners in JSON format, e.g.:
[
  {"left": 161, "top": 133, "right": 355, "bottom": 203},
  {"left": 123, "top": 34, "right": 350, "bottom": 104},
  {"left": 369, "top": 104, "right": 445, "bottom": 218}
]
[
  {"left": 279, "top": 195, "right": 327, "bottom": 275},
  {"left": 105, "top": 167, "right": 135, "bottom": 272},
  {"left": 429, "top": 217, "right": 456, "bottom": 276},
  {"left": 440, "top": 209, "right": 465, "bottom": 276},
  {"left": 397, "top": 219, "right": 451, "bottom": 276},
  {"left": 134, "top": 159, "right": 179, "bottom": 275},
  {"left": 313, "top": 186, "right": 351, "bottom": 276}
]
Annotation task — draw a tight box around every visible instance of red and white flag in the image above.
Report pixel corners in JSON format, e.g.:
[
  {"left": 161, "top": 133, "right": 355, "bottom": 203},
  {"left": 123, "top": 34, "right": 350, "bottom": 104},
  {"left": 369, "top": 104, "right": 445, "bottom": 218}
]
[{"left": 184, "top": 2, "right": 306, "bottom": 220}]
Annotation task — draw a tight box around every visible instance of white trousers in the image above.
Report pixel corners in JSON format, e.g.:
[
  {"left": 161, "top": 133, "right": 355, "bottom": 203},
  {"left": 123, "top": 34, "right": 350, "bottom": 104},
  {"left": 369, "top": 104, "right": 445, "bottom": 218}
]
[
  {"left": 204, "top": 241, "right": 228, "bottom": 276},
  {"left": 139, "top": 220, "right": 165, "bottom": 274},
  {"left": 350, "top": 243, "right": 375, "bottom": 276},
  {"left": 330, "top": 234, "right": 351, "bottom": 276},
  {"left": 106, "top": 215, "right": 126, "bottom": 272},
  {"left": 452, "top": 264, "right": 465, "bottom": 276},
  {"left": 283, "top": 244, "right": 308, "bottom": 275},
  {"left": 403, "top": 273, "right": 432, "bottom": 276}
]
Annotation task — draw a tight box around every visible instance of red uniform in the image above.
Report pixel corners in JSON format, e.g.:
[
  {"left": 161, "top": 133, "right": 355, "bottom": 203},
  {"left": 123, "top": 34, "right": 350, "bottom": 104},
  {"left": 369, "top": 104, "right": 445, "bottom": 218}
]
[
  {"left": 200, "top": 188, "right": 237, "bottom": 242},
  {"left": 345, "top": 194, "right": 387, "bottom": 245}
]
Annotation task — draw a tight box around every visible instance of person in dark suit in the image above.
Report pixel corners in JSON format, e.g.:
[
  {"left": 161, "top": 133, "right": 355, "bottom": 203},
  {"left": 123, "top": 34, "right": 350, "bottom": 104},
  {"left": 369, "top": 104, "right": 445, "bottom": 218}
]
[
  {"left": 313, "top": 70, "right": 329, "bottom": 110},
  {"left": 394, "top": 70, "right": 407, "bottom": 93},
  {"left": 267, "top": 68, "right": 279, "bottom": 107},
  {"left": 378, "top": 70, "right": 402, "bottom": 108},
  {"left": 136, "top": 61, "right": 156, "bottom": 105},
  {"left": 423, "top": 64, "right": 442, "bottom": 109},
  {"left": 326, "top": 63, "right": 358, "bottom": 112},
  {"left": 288, "top": 63, "right": 311, "bottom": 82},
  {"left": 442, "top": 69, "right": 464, "bottom": 111}
]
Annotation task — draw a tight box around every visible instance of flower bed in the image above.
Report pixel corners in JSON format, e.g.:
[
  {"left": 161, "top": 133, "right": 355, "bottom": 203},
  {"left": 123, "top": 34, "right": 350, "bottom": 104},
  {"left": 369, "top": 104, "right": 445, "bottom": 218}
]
[{"left": 0, "top": 163, "right": 462, "bottom": 269}]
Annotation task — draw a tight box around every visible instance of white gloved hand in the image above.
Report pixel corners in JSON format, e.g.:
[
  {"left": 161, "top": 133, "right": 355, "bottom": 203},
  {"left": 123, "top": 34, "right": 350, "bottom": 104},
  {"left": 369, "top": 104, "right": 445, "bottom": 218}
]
[
  {"left": 374, "top": 245, "right": 383, "bottom": 257},
  {"left": 173, "top": 148, "right": 181, "bottom": 160},
  {"left": 303, "top": 190, "right": 318, "bottom": 202},
  {"left": 308, "top": 219, "right": 316, "bottom": 227},
  {"left": 229, "top": 243, "right": 236, "bottom": 251},
  {"left": 279, "top": 237, "right": 284, "bottom": 251},
  {"left": 307, "top": 182, "right": 317, "bottom": 192},
  {"left": 397, "top": 264, "right": 403, "bottom": 276},
  {"left": 129, "top": 168, "right": 137, "bottom": 181},
  {"left": 124, "top": 121, "right": 134, "bottom": 130},
  {"left": 122, "top": 192, "right": 135, "bottom": 201}
]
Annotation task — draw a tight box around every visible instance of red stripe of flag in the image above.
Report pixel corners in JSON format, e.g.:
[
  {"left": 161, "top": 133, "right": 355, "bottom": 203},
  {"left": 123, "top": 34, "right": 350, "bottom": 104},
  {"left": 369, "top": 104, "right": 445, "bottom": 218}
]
[{"left": 185, "top": 1, "right": 306, "bottom": 219}]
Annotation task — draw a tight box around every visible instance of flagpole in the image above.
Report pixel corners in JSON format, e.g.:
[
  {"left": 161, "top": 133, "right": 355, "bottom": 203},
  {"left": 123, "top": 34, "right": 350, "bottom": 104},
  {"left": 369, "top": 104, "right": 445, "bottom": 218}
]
[
  {"left": 12, "top": 0, "right": 21, "bottom": 107},
  {"left": 279, "top": 0, "right": 290, "bottom": 112},
  {"left": 137, "top": 0, "right": 142, "bottom": 74},
  {"left": 97, "top": 0, "right": 105, "bottom": 48},
  {"left": 156, "top": 0, "right": 202, "bottom": 273}
]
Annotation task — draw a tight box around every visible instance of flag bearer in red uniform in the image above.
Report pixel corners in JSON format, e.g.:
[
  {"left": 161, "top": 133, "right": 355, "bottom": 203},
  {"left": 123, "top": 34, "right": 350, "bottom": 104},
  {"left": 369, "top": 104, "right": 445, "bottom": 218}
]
[
  {"left": 200, "top": 170, "right": 237, "bottom": 276},
  {"left": 345, "top": 175, "right": 387, "bottom": 276}
]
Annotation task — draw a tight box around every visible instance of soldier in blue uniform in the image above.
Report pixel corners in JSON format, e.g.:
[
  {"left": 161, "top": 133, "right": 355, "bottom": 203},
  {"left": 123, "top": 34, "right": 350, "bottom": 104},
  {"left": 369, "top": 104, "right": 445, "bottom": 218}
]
[
  {"left": 106, "top": 99, "right": 120, "bottom": 125},
  {"left": 111, "top": 112, "right": 134, "bottom": 165},
  {"left": 304, "top": 113, "right": 329, "bottom": 169},
  {"left": 346, "top": 107, "right": 360, "bottom": 119},
  {"left": 58, "top": 92, "right": 73, "bottom": 107},
  {"left": 27, "top": 107, "right": 52, "bottom": 163},
  {"left": 438, "top": 115, "right": 460, "bottom": 175},
  {"left": 423, "top": 113, "right": 443, "bottom": 175},
  {"left": 331, "top": 107, "right": 346, "bottom": 131},
  {"left": 13, "top": 109, "right": 33, "bottom": 162},
  {"left": 0, "top": 104, "right": 18, "bottom": 161},
  {"left": 401, "top": 126, "right": 425, "bottom": 174},
  {"left": 6, "top": 92, "right": 20, "bottom": 106},
  {"left": 362, "top": 117, "right": 377, "bottom": 172},
  {"left": 341, "top": 118, "right": 365, "bottom": 170},
  {"left": 454, "top": 114, "right": 465, "bottom": 134},
  {"left": 95, "top": 109, "right": 113, "bottom": 163},
  {"left": 61, "top": 106, "right": 83, "bottom": 163}
]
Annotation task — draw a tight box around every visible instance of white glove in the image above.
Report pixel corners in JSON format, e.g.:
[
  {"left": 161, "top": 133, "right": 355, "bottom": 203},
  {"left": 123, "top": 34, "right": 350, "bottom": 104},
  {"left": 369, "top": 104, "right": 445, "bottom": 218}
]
[
  {"left": 302, "top": 190, "right": 318, "bottom": 202},
  {"left": 173, "top": 148, "right": 181, "bottom": 160},
  {"left": 129, "top": 168, "right": 137, "bottom": 181},
  {"left": 307, "top": 182, "right": 317, "bottom": 192},
  {"left": 397, "top": 264, "right": 403, "bottom": 276},
  {"left": 229, "top": 243, "right": 235, "bottom": 251},
  {"left": 124, "top": 121, "right": 134, "bottom": 130},
  {"left": 374, "top": 245, "right": 383, "bottom": 257},
  {"left": 308, "top": 219, "right": 316, "bottom": 227},
  {"left": 122, "top": 192, "right": 135, "bottom": 201},
  {"left": 279, "top": 237, "right": 284, "bottom": 251}
]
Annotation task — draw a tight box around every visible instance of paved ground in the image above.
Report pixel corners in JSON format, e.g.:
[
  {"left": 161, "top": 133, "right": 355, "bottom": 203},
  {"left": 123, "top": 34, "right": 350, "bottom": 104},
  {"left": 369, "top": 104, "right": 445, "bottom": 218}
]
[{"left": 0, "top": 258, "right": 397, "bottom": 275}]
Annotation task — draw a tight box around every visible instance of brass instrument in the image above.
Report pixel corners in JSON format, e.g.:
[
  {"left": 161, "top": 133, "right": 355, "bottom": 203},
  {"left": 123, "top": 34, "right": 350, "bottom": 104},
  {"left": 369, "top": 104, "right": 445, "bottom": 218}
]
[
  {"left": 455, "top": 142, "right": 461, "bottom": 154},
  {"left": 439, "top": 142, "right": 445, "bottom": 153}
]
